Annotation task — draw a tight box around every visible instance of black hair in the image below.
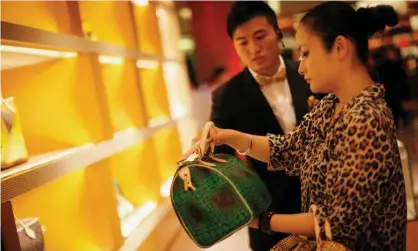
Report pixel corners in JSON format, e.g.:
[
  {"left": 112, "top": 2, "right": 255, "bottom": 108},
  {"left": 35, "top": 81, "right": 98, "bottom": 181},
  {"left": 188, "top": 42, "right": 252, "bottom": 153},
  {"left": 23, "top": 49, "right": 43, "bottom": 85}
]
[
  {"left": 227, "top": 1, "right": 281, "bottom": 39},
  {"left": 300, "top": 1, "right": 398, "bottom": 64}
]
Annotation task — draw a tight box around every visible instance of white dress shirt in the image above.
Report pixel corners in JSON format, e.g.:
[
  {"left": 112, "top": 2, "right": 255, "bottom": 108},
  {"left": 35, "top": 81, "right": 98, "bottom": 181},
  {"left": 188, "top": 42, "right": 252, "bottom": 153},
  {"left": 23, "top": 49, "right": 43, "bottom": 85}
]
[{"left": 249, "top": 56, "right": 297, "bottom": 134}]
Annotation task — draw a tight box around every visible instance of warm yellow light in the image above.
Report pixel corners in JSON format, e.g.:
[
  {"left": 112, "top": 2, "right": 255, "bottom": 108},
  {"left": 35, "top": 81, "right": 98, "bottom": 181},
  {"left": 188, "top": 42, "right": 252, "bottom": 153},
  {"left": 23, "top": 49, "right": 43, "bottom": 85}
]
[
  {"left": 160, "top": 177, "right": 173, "bottom": 197},
  {"left": 98, "top": 55, "right": 123, "bottom": 65},
  {"left": 147, "top": 116, "right": 170, "bottom": 128},
  {"left": 1, "top": 45, "right": 77, "bottom": 58},
  {"left": 136, "top": 59, "right": 159, "bottom": 69},
  {"left": 121, "top": 201, "right": 157, "bottom": 237},
  {"left": 132, "top": 0, "right": 148, "bottom": 7}
]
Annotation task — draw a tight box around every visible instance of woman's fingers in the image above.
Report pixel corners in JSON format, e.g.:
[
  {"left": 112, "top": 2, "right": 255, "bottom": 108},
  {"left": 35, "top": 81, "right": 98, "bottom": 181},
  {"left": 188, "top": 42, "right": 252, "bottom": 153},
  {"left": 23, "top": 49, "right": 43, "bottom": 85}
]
[{"left": 191, "top": 128, "right": 203, "bottom": 144}]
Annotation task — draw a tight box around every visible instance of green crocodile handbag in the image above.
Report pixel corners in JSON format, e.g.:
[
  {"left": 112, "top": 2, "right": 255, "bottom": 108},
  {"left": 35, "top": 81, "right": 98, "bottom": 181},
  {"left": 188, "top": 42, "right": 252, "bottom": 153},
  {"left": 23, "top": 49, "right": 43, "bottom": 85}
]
[{"left": 170, "top": 121, "right": 272, "bottom": 248}]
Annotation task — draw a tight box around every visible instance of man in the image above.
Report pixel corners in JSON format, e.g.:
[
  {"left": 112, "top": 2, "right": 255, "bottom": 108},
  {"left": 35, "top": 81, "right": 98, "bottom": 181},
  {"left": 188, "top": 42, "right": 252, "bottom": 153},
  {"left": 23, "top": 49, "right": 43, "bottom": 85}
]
[{"left": 210, "top": 2, "right": 315, "bottom": 250}]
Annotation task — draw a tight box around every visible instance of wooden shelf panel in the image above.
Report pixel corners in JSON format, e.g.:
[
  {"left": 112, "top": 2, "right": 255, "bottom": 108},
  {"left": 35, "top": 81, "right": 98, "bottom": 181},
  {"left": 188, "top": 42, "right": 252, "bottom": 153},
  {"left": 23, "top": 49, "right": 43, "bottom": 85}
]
[
  {"left": 11, "top": 162, "right": 123, "bottom": 251},
  {"left": 1, "top": 44, "right": 77, "bottom": 71},
  {"left": 109, "top": 139, "right": 160, "bottom": 207},
  {"left": 1, "top": 22, "right": 184, "bottom": 65},
  {"left": 155, "top": 5, "right": 184, "bottom": 60},
  {"left": 1, "top": 54, "right": 108, "bottom": 155},
  {"left": 139, "top": 65, "right": 172, "bottom": 121},
  {"left": 162, "top": 62, "right": 193, "bottom": 120},
  {"left": 1, "top": 1, "right": 76, "bottom": 35},
  {"left": 1, "top": 118, "right": 183, "bottom": 204},
  {"left": 1, "top": 22, "right": 139, "bottom": 60},
  {"left": 78, "top": 1, "right": 137, "bottom": 49},
  {"left": 100, "top": 58, "right": 147, "bottom": 131},
  {"left": 133, "top": 2, "right": 163, "bottom": 56},
  {"left": 120, "top": 199, "right": 174, "bottom": 251},
  {"left": 152, "top": 126, "right": 182, "bottom": 182}
]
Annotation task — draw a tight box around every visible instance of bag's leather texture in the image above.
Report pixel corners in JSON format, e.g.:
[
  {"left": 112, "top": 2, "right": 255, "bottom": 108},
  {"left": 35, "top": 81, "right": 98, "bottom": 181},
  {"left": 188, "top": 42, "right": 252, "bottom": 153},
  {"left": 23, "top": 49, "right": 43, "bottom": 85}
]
[
  {"left": 270, "top": 205, "right": 349, "bottom": 251},
  {"left": 171, "top": 122, "right": 272, "bottom": 248},
  {"left": 16, "top": 217, "right": 45, "bottom": 251},
  {"left": 1, "top": 97, "right": 28, "bottom": 170}
]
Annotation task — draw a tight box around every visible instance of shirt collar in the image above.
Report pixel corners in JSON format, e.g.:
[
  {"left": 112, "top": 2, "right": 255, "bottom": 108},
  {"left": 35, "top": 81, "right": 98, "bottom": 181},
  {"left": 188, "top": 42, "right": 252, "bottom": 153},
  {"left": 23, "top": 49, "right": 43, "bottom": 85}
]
[{"left": 248, "top": 55, "right": 286, "bottom": 80}]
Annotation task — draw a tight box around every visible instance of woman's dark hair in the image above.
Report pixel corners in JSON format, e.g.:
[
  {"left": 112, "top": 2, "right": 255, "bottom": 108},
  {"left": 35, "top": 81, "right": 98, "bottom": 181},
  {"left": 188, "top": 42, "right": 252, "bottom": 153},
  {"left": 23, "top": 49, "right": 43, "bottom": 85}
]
[
  {"left": 227, "top": 1, "right": 281, "bottom": 39},
  {"left": 300, "top": 1, "right": 398, "bottom": 64}
]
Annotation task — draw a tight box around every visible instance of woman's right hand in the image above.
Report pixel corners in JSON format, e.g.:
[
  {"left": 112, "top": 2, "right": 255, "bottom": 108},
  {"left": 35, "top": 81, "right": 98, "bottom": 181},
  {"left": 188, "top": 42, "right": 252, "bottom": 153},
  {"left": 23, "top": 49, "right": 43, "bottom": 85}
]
[{"left": 191, "top": 125, "right": 231, "bottom": 146}]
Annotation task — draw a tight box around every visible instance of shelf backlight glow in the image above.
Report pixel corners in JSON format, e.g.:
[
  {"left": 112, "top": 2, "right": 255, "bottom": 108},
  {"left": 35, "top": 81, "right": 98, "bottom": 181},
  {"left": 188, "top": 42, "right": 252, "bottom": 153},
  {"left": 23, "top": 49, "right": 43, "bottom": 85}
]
[
  {"left": 1, "top": 45, "right": 77, "bottom": 58},
  {"left": 99, "top": 55, "right": 123, "bottom": 65},
  {"left": 136, "top": 59, "right": 159, "bottom": 69},
  {"left": 132, "top": 0, "right": 148, "bottom": 7},
  {"left": 160, "top": 177, "right": 173, "bottom": 197},
  {"left": 121, "top": 201, "right": 157, "bottom": 237}
]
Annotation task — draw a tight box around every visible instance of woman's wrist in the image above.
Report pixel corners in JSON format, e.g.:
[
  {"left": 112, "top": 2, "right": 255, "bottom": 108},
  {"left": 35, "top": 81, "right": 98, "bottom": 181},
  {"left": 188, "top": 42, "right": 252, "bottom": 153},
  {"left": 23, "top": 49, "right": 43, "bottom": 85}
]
[{"left": 223, "top": 130, "right": 250, "bottom": 153}]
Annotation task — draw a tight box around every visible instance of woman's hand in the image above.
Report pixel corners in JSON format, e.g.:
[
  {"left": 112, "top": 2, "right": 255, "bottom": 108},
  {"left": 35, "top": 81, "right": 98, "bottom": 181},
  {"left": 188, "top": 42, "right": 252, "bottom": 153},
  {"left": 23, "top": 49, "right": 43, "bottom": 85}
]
[{"left": 191, "top": 125, "right": 232, "bottom": 146}]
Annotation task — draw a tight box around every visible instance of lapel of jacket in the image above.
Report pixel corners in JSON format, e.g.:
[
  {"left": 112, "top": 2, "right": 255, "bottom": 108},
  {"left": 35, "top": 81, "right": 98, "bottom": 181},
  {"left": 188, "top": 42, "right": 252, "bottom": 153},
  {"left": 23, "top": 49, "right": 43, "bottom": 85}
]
[{"left": 241, "top": 68, "right": 283, "bottom": 134}]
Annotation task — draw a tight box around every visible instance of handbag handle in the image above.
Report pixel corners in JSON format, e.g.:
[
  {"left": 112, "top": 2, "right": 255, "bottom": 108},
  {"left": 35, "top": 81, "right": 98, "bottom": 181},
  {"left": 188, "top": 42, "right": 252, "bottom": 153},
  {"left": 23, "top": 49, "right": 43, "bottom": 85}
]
[
  {"left": 310, "top": 205, "right": 332, "bottom": 246},
  {"left": 178, "top": 121, "right": 215, "bottom": 163}
]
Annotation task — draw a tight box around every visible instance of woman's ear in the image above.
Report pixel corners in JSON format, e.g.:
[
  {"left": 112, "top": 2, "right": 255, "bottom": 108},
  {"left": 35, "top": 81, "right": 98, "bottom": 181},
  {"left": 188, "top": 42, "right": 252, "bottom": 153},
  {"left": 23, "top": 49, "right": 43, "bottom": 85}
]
[{"left": 334, "top": 35, "right": 349, "bottom": 59}]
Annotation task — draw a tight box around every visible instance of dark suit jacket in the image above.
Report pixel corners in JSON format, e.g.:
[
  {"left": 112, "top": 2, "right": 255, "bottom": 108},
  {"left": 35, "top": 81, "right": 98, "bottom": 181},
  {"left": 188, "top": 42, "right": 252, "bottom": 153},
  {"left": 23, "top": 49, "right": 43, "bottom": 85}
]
[{"left": 210, "top": 60, "right": 313, "bottom": 250}]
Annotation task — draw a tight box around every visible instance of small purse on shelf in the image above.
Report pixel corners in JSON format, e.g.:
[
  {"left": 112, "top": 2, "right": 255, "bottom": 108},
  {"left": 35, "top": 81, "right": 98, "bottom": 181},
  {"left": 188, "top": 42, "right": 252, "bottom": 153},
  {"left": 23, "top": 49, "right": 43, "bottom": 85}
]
[
  {"left": 270, "top": 205, "right": 349, "bottom": 251},
  {"left": 1, "top": 96, "right": 29, "bottom": 170},
  {"left": 16, "top": 217, "right": 45, "bottom": 251},
  {"left": 171, "top": 121, "right": 272, "bottom": 248}
]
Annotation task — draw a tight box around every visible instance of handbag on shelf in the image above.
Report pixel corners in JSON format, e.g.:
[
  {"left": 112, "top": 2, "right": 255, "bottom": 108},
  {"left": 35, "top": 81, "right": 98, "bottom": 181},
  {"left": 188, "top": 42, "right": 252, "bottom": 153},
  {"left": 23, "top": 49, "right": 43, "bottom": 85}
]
[
  {"left": 171, "top": 121, "right": 272, "bottom": 248},
  {"left": 1, "top": 96, "right": 29, "bottom": 170},
  {"left": 16, "top": 217, "right": 45, "bottom": 251},
  {"left": 270, "top": 205, "right": 349, "bottom": 251}
]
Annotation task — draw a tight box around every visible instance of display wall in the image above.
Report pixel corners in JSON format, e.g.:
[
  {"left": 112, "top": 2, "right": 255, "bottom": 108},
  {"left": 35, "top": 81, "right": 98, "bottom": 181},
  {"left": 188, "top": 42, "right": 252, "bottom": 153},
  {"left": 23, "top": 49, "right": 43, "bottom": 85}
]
[{"left": 0, "top": 1, "right": 196, "bottom": 250}]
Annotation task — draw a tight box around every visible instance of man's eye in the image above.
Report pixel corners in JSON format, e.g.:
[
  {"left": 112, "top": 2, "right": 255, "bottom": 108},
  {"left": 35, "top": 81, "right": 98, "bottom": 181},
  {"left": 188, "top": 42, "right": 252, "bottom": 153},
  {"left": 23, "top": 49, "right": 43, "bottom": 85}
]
[
  {"left": 256, "top": 35, "right": 266, "bottom": 40},
  {"left": 240, "top": 41, "right": 248, "bottom": 46}
]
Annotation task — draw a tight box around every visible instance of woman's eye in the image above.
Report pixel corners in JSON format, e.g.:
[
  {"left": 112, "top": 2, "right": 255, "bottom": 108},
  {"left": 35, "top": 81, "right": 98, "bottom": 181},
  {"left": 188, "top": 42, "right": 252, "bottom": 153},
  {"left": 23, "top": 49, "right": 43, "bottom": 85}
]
[
  {"left": 299, "top": 51, "right": 309, "bottom": 61},
  {"left": 256, "top": 35, "right": 266, "bottom": 40}
]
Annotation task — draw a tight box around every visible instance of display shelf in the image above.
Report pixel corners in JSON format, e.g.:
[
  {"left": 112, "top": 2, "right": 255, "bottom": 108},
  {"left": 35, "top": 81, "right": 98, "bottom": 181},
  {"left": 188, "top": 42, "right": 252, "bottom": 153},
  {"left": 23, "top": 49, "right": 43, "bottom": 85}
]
[
  {"left": 1, "top": 1, "right": 76, "bottom": 35},
  {"left": 155, "top": 3, "right": 184, "bottom": 60},
  {"left": 120, "top": 198, "right": 174, "bottom": 251},
  {"left": 132, "top": 1, "right": 163, "bottom": 56},
  {"left": 99, "top": 57, "right": 147, "bottom": 131},
  {"left": 1, "top": 117, "right": 185, "bottom": 204},
  {"left": 138, "top": 63, "right": 172, "bottom": 121},
  {"left": 78, "top": 1, "right": 137, "bottom": 49},
  {"left": 108, "top": 139, "right": 160, "bottom": 207},
  {"left": 11, "top": 162, "right": 123, "bottom": 251},
  {"left": 163, "top": 61, "right": 193, "bottom": 120},
  {"left": 1, "top": 1, "right": 191, "bottom": 250},
  {"left": 1, "top": 44, "right": 77, "bottom": 70},
  {"left": 1, "top": 54, "right": 109, "bottom": 155},
  {"left": 1, "top": 22, "right": 140, "bottom": 60},
  {"left": 152, "top": 126, "right": 183, "bottom": 182}
]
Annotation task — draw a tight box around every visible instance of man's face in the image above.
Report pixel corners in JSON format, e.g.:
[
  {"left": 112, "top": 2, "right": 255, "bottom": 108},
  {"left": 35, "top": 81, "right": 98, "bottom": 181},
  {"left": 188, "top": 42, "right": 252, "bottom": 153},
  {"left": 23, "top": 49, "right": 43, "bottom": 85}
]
[{"left": 232, "top": 16, "right": 280, "bottom": 76}]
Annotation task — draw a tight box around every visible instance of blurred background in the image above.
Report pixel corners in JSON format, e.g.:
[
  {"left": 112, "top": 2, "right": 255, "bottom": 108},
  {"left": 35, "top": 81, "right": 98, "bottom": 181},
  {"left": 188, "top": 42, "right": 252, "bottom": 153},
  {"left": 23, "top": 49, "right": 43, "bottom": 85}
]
[{"left": 1, "top": 1, "right": 417, "bottom": 251}]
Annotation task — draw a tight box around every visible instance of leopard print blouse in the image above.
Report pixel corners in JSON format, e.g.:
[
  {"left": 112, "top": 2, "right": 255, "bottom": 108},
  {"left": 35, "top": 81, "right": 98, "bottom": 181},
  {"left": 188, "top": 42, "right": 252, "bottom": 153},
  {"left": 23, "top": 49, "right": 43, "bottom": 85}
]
[{"left": 267, "top": 84, "right": 406, "bottom": 250}]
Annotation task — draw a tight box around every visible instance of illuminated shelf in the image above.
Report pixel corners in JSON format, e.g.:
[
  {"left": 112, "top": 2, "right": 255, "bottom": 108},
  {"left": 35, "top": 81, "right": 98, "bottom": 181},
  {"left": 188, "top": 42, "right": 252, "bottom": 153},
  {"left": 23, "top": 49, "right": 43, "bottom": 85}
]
[
  {"left": 1, "top": 45, "right": 77, "bottom": 70},
  {"left": 1, "top": 21, "right": 165, "bottom": 63},
  {"left": 1, "top": 117, "right": 184, "bottom": 203},
  {"left": 119, "top": 199, "right": 172, "bottom": 251},
  {"left": 1, "top": 1, "right": 193, "bottom": 250}
]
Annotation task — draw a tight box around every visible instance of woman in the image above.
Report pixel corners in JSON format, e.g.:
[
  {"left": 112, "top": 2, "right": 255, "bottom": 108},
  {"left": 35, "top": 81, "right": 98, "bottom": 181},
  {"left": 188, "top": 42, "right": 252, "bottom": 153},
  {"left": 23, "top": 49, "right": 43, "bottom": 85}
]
[{"left": 193, "top": 2, "right": 406, "bottom": 250}]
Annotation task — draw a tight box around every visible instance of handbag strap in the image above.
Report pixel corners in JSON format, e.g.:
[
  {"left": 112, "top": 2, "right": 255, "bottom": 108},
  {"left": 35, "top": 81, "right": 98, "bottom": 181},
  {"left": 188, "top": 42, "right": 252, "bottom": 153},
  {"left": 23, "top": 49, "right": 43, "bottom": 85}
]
[
  {"left": 198, "top": 121, "right": 215, "bottom": 157},
  {"left": 177, "top": 121, "right": 216, "bottom": 163},
  {"left": 310, "top": 204, "right": 332, "bottom": 245}
]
